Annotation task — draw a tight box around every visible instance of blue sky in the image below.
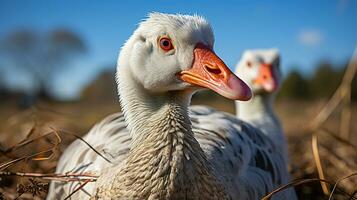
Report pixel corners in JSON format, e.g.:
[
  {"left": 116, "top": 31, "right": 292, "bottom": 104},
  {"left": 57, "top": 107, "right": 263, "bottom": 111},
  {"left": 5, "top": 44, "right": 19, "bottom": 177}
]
[{"left": 0, "top": 0, "right": 356, "bottom": 99}]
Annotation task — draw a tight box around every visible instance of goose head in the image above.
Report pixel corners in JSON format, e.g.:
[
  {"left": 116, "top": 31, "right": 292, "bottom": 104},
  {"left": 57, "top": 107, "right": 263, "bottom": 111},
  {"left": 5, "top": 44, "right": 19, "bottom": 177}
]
[
  {"left": 235, "top": 49, "right": 281, "bottom": 95},
  {"left": 117, "top": 13, "right": 252, "bottom": 101}
]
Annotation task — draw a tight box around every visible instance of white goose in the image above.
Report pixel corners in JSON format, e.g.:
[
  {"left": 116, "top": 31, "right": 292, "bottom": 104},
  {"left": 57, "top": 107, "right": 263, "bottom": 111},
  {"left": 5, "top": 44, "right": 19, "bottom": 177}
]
[
  {"left": 234, "top": 49, "right": 297, "bottom": 199},
  {"left": 48, "top": 13, "right": 295, "bottom": 200},
  {"left": 235, "top": 49, "right": 287, "bottom": 158}
]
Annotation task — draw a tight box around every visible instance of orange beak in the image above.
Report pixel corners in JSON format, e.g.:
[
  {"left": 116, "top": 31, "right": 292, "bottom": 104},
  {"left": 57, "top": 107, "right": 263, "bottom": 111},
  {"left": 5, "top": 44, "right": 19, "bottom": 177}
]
[
  {"left": 177, "top": 43, "right": 252, "bottom": 101},
  {"left": 253, "top": 63, "right": 278, "bottom": 92}
]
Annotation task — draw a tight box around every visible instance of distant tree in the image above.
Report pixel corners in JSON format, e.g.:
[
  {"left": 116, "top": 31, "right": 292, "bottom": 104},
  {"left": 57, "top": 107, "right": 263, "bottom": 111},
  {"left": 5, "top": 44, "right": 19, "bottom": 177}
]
[
  {"left": 0, "top": 29, "right": 86, "bottom": 102},
  {"left": 278, "top": 70, "right": 310, "bottom": 100},
  {"left": 81, "top": 67, "right": 117, "bottom": 103},
  {"left": 0, "top": 66, "right": 5, "bottom": 99},
  {"left": 309, "top": 61, "right": 343, "bottom": 99}
]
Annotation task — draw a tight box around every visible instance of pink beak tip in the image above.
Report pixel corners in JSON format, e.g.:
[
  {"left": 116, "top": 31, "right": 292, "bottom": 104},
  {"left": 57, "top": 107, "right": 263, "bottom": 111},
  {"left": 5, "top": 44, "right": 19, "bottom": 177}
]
[{"left": 228, "top": 75, "right": 252, "bottom": 101}]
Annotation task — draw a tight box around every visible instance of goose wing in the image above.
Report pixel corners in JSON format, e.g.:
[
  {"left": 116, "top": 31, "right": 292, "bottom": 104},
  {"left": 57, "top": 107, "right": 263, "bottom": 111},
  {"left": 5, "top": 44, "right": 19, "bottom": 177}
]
[
  {"left": 190, "top": 105, "right": 294, "bottom": 200},
  {"left": 47, "top": 113, "right": 130, "bottom": 199}
]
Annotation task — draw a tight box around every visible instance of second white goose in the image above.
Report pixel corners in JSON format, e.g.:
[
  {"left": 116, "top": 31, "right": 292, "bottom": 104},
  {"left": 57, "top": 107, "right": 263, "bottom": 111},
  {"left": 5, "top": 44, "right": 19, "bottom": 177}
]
[{"left": 235, "top": 49, "right": 287, "bottom": 156}]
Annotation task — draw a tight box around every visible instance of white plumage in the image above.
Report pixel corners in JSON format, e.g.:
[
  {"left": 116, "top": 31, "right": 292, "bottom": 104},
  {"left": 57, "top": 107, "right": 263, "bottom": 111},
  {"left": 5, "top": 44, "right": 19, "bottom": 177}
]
[{"left": 47, "top": 13, "right": 296, "bottom": 200}]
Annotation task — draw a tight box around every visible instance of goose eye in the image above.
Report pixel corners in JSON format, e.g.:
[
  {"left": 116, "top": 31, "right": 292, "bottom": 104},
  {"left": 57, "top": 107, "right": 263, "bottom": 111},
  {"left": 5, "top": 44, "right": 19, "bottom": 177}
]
[
  {"left": 246, "top": 61, "right": 252, "bottom": 68},
  {"left": 159, "top": 37, "right": 173, "bottom": 52}
]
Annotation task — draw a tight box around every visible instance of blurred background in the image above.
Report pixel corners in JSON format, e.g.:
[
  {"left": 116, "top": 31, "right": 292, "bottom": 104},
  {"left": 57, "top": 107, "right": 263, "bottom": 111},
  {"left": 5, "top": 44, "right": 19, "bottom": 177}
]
[{"left": 0, "top": 0, "right": 356, "bottom": 199}]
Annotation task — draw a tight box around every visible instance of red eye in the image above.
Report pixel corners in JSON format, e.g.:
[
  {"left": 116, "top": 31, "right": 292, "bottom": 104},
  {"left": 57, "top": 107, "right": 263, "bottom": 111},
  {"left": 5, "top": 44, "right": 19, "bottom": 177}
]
[
  {"left": 246, "top": 61, "right": 252, "bottom": 68},
  {"left": 159, "top": 37, "right": 173, "bottom": 51}
]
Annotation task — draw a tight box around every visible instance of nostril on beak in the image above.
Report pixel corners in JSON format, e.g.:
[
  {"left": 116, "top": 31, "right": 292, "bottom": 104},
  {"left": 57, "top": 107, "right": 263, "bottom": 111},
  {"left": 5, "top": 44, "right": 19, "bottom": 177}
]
[
  {"left": 263, "top": 75, "right": 267, "bottom": 79},
  {"left": 205, "top": 65, "right": 222, "bottom": 75}
]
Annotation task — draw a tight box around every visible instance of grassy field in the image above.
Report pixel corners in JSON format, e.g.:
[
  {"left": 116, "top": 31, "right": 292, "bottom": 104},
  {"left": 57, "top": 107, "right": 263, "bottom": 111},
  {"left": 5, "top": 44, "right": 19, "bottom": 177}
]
[{"left": 0, "top": 96, "right": 356, "bottom": 199}]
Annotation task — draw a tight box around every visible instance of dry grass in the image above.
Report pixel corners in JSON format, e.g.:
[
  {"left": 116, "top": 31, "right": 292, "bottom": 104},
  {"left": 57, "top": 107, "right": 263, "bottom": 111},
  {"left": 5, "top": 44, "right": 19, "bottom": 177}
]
[
  {"left": 0, "top": 51, "right": 356, "bottom": 199},
  {"left": 0, "top": 99, "right": 356, "bottom": 199}
]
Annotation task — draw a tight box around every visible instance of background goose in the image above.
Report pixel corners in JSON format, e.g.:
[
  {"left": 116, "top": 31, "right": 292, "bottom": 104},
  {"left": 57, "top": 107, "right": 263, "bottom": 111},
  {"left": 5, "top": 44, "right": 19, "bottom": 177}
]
[
  {"left": 234, "top": 49, "right": 287, "bottom": 158},
  {"left": 48, "top": 13, "right": 296, "bottom": 200},
  {"left": 234, "top": 49, "right": 297, "bottom": 199}
]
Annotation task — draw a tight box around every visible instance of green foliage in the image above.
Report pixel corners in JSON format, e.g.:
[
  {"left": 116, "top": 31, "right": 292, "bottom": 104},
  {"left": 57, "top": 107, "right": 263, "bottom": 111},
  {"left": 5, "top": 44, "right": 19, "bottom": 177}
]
[
  {"left": 278, "top": 70, "right": 310, "bottom": 99},
  {"left": 278, "top": 61, "right": 355, "bottom": 101},
  {"left": 309, "top": 62, "right": 343, "bottom": 99}
]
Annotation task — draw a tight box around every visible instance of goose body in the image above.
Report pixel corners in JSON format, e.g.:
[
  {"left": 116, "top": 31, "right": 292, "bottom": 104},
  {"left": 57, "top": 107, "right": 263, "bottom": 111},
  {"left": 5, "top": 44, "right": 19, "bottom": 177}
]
[
  {"left": 47, "top": 13, "right": 295, "bottom": 199},
  {"left": 49, "top": 110, "right": 287, "bottom": 199}
]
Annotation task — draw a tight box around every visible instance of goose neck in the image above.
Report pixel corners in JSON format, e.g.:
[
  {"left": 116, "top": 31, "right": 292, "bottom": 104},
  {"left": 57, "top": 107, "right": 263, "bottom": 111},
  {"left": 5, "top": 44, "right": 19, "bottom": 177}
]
[
  {"left": 107, "top": 69, "right": 228, "bottom": 199},
  {"left": 236, "top": 94, "right": 276, "bottom": 121}
]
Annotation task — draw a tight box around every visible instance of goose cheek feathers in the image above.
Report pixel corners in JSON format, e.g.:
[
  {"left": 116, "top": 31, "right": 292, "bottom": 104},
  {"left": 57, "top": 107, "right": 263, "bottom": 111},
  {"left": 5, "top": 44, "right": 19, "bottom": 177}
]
[{"left": 128, "top": 42, "right": 194, "bottom": 92}]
